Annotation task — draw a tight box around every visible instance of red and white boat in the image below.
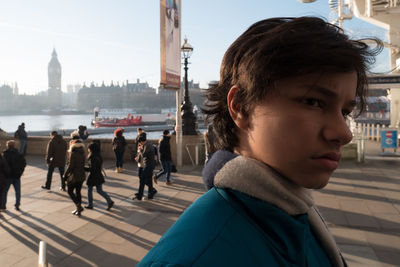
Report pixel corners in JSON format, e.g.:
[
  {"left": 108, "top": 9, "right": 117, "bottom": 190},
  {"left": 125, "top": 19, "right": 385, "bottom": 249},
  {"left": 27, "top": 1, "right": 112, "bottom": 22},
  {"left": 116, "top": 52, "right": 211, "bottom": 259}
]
[{"left": 92, "top": 114, "right": 142, "bottom": 128}]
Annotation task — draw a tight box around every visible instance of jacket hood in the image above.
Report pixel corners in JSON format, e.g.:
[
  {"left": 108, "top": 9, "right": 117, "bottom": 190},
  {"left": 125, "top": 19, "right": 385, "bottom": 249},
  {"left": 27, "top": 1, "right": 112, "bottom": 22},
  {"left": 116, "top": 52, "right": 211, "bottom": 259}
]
[
  {"left": 201, "top": 150, "right": 238, "bottom": 190},
  {"left": 69, "top": 142, "right": 85, "bottom": 153}
]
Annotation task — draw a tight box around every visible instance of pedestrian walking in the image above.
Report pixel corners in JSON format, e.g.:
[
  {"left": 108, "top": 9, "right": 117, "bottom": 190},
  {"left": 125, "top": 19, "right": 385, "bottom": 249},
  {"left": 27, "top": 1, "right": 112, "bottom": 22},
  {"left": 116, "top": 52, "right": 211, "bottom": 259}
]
[
  {"left": 112, "top": 128, "right": 127, "bottom": 173},
  {"left": 132, "top": 128, "right": 144, "bottom": 161},
  {"left": 42, "top": 131, "right": 68, "bottom": 191},
  {"left": 2, "top": 140, "right": 26, "bottom": 211},
  {"left": 14, "top": 122, "right": 28, "bottom": 155},
  {"left": 0, "top": 145, "right": 10, "bottom": 211},
  {"left": 153, "top": 130, "right": 173, "bottom": 185},
  {"left": 64, "top": 139, "right": 86, "bottom": 216},
  {"left": 84, "top": 142, "right": 114, "bottom": 210},
  {"left": 78, "top": 125, "right": 90, "bottom": 141},
  {"left": 133, "top": 133, "right": 157, "bottom": 200},
  {"left": 138, "top": 16, "right": 383, "bottom": 267},
  {"left": 204, "top": 124, "right": 217, "bottom": 165}
]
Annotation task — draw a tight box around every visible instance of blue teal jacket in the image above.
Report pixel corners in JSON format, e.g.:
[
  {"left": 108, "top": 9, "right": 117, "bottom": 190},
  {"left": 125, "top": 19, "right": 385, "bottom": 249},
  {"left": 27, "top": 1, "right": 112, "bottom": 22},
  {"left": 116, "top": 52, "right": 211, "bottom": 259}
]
[{"left": 138, "top": 187, "right": 332, "bottom": 267}]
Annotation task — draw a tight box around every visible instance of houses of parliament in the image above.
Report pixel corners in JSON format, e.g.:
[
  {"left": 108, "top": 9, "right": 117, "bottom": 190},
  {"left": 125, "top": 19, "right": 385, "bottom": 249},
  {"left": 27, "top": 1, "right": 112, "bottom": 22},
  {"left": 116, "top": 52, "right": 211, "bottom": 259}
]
[{"left": 1, "top": 49, "right": 205, "bottom": 114}]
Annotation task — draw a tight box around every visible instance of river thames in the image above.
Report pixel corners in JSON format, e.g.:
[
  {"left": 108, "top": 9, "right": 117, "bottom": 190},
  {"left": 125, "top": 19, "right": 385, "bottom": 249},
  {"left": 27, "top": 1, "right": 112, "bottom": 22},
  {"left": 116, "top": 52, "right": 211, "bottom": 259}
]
[{"left": 0, "top": 114, "right": 205, "bottom": 140}]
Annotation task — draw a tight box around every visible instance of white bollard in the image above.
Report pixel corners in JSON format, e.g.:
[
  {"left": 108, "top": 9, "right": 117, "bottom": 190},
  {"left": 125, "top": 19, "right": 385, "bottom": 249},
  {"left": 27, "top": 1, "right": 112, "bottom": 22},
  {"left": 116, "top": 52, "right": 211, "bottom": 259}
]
[
  {"left": 377, "top": 124, "right": 381, "bottom": 142},
  {"left": 38, "top": 240, "right": 48, "bottom": 267}
]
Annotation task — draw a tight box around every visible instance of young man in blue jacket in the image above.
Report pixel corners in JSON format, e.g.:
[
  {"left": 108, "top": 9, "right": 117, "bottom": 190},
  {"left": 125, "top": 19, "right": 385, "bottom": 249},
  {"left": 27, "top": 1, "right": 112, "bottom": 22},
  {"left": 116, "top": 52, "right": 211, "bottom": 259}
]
[{"left": 138, "top": 17, "right": 382, "bottom": 267}]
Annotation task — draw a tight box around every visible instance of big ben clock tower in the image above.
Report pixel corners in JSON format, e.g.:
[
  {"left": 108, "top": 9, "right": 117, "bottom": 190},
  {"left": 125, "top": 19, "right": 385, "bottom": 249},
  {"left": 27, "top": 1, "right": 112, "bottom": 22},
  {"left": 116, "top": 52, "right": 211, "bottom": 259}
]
[{"left": 48, "top": 48, "right": 62, "bottom": 108}]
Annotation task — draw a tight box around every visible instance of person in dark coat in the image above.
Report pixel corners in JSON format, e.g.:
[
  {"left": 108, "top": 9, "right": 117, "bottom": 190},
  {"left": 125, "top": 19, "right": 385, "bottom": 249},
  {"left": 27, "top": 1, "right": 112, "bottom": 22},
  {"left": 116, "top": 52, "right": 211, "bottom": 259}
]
[
  {"left": 204, "top": 124, "right": 218, "bottom": 165},
  {"left": 78, "top": 125, "right": 89, "bottom": 141},
  {"left": 133, "top": 133, "right": 157, "bottom": 200},
  {"left": 112, "top": 128, "right": 127, "bottom": 173},
  {"left": 153, "top": 130, "right": 173, "bottom": 185},
  {"left": 84, "top": 142, "right": 114, "bottom": 210},
  {"left": 0, "top": 145, "right": 10, "bottom": 211},
  {"left": 14, "top": 122, "right": 28, "bottom": 155},
  {"left": 64, "top": 140, "right": 86, "bottom": 216},
  {"left": 2, "top": 140, "right": 26, "bottom": 211},
  {"left": 42, "top": 131, "right": 68, "bottom": 191}
]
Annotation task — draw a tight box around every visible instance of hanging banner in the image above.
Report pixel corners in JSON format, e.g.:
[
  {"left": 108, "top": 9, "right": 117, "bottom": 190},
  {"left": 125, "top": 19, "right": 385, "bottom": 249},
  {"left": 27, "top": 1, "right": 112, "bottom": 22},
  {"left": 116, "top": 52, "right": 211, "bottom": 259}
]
[{"left": 160, "top": 0, "right": 181, "bottom": 90}]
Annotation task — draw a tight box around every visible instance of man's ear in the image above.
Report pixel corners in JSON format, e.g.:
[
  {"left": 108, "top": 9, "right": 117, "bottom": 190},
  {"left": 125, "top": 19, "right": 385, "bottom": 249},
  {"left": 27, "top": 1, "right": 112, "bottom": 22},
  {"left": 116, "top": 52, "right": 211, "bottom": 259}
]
[{"left": 227, "top": 86, "right": 248, "bottom": 130}]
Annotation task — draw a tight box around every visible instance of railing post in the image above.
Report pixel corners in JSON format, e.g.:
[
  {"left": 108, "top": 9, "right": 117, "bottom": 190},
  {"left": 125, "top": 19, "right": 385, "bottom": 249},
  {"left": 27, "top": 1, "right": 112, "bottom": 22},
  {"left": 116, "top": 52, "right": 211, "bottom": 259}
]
[
  {"left": 195, "top": 145, "right": 199, "bottom": 165},
  {"left": 357, "top": 124, "right": 365, "bottom": 163},
  {"left": 366, "top": 123, "right": 370, "bottom": 139},
  {"left": 377, "top": 124, "right": 381, "bottom": 142},
  {"left": 38, "top": 240, "right": 48, "bottom": 267}
]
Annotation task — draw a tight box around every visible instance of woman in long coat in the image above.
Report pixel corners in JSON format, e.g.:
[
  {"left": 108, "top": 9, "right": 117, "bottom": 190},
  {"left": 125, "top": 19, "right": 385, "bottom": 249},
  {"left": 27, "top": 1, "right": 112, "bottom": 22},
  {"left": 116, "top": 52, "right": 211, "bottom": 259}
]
[
  {"left": 0, "top": 150, "right": 10, "bottom": 210},
  {"left": 64, "top": 140, "right": 86, "bottom": 216},
  {"left": 84, "top": 142, "right": 114, "bottom": 210}
]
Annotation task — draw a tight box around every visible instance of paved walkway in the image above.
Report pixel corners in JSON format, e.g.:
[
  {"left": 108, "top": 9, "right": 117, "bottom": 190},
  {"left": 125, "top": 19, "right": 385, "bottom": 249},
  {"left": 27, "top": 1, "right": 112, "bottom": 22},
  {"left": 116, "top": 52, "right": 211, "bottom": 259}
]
[{"left": 0, "top": 140, "right": 399, "bottom": 266}]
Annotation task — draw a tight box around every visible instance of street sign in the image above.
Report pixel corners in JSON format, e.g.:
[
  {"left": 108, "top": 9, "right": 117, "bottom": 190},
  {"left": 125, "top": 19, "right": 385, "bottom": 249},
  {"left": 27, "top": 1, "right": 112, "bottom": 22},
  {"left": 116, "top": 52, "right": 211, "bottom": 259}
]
[{"left": 381, "top": 129, "right": 398, "bottom": 151}]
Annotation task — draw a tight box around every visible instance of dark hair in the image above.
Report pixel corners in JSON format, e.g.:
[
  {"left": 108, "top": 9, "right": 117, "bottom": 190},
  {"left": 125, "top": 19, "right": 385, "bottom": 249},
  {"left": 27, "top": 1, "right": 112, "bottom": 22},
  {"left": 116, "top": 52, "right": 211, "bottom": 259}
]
[
  {"left": 203, "top": 16, "right": 382, "bottom": 151},
  {"left": 88, "top": 142, "right": 100, "bottom": 154},
  {"left": 138, "top": 132, "right": 147, "bottom": 142},
  {"left": 51, "top": 131, "right": 58, "bottom": 136},
  {"left": 163, "top": 129, "right": 170, "bottom": 136}
]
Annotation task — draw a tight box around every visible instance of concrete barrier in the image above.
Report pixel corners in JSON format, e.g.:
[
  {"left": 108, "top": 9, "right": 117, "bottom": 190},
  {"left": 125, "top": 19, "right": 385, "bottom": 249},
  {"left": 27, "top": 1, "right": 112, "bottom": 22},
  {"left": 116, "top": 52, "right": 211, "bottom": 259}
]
[{"left": 0, "top": 134, "right": 206, "bottom": 165}]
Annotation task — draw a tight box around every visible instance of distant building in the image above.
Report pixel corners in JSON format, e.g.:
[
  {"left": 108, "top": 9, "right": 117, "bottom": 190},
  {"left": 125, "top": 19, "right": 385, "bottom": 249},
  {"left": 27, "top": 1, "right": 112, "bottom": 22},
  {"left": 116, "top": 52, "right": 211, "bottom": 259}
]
[
  {"left": 0, "top": 84, "right": 14, "bottom": 112},
  {"left": 13, "top": 82, "right": 19, "bottom": 95},
  {"left": 48, "top": 48, "right": 62, "bottom": 109},
  {"left": 76, "top": 78, "right": 206, "bottom": 113}
]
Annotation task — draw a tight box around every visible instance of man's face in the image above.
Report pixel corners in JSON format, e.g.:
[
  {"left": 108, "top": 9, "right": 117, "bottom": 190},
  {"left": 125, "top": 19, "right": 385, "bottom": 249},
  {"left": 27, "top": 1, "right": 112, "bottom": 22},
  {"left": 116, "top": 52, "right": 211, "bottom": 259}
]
[{"left": 237, "top": 72, "right": 357, "bottom": 189}]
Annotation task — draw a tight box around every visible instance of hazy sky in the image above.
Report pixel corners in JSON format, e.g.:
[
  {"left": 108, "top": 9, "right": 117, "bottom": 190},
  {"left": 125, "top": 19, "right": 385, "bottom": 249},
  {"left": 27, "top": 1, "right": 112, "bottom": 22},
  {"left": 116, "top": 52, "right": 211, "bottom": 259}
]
[{"left": 0, "top": 0, "right": 390, "bottom": 95}]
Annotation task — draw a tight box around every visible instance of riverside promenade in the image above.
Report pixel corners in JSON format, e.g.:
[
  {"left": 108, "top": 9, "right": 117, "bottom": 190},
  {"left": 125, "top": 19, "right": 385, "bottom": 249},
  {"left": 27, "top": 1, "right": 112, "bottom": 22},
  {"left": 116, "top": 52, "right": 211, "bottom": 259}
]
[{"left": 0, "top": 140, "right": 399, "bottom": 266}]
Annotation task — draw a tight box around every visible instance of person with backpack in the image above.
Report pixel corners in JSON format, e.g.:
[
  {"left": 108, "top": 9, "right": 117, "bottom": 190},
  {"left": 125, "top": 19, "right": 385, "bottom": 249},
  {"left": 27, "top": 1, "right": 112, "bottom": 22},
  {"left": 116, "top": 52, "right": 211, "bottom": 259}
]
[
  {"left": 2, "top": 140, "right": 26, "bottom": 211},
  {"left": 153, "top": 130, "right": 173, "bottom": 185},
  {"left": 84, "top": 142, "right": 114, "bottom": 210},
  {"left": 112, "top": 128, "right": 127, "bottom": 173}
]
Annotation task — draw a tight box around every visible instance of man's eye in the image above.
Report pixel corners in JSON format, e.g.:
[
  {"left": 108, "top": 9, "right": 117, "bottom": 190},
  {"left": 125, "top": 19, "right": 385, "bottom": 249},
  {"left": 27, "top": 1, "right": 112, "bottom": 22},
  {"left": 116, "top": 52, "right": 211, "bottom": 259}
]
[
  {"left": 302, "top": 98, "right": 322, "bottom": 108},
  {"left": 342, "top": 109, "right": 352, "bottom": 118}
]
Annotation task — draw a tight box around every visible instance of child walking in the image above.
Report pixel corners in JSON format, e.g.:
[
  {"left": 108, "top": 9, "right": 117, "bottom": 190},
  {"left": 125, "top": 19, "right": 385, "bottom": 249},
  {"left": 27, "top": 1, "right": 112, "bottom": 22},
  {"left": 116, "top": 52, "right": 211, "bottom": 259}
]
[{"left": 84, "top": 142, "right": 114, "bottom": 210}]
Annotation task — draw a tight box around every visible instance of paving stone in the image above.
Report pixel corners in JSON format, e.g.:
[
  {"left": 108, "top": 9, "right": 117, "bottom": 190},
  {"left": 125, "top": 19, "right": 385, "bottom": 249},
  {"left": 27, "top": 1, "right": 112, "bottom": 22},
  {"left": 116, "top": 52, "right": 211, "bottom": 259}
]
[
  {"left": 340, "top": 245, "right": 381, "bottom": 267},
  {"left": 331, "top": 227, "right": 369, "bottom": 246},
  {"left": 365, "top": 200, "right": 399, "bottom": 215},
  {"left": 373, "top": 249, "right": 400, "bottom": 267},
  {"left": 365, "top": 230, "right": 400, "bottom": 252}
]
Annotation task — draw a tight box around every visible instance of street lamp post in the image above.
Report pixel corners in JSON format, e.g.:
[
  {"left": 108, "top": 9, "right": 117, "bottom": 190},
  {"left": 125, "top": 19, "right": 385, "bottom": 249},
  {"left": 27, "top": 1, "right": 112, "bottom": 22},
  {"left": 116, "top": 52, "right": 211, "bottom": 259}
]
[{"left": 181, "top": 37, "right": 198, "bottom": 135}]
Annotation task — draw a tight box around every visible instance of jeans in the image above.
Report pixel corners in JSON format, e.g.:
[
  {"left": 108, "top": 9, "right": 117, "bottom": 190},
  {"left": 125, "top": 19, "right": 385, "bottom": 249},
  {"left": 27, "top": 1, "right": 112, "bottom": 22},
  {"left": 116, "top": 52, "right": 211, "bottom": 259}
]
[
  {"left": 156, "top": 160, "right": 171, "bottom": 182},
  {"left": 87, "top": 184, "right": 112, "bottom": 207},
  {"left": 137, "top": 165, "right": 155, "bottom": 198},
  {"left": 19, "top": 140, "right": 27, "bottom": 155},
  {"left": 67, "top": 182, "right": 83, "bottom": 205},
  {"left": 114, "top": 150, "right": 124, "bottom": 168},
  {"left": 45, "top": 165, "right": 65, "bottom": 189},
  {"left": 2, "top": 179, "right": 21, "bottom": 208}
]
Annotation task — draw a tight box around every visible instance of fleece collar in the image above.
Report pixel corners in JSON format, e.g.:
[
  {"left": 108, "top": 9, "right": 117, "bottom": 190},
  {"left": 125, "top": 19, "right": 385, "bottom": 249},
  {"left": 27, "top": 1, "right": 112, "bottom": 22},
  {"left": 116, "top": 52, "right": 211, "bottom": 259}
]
[
  {"left": 69, "top": 142, "right": 85, "bottom": 153},
  {"left": 214, "top": 156, "right": 345, "bottom": 267}
]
